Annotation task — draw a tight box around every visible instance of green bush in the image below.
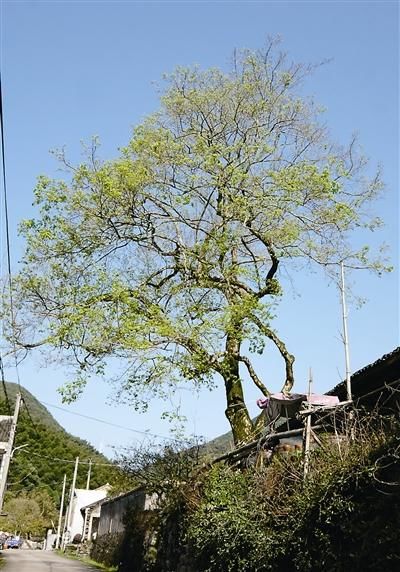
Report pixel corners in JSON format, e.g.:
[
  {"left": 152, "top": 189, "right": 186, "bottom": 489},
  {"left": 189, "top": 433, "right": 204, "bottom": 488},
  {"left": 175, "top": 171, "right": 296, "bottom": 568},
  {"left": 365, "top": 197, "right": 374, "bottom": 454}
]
[
  {"left": 185, "top": 418, "right": 400, "bottom": 572},
  {"left": 91, "top": 532, "right": 123, "bottom": 568},
  {"left": 92, "top": 416, "right": 400, "bottom": 571}
]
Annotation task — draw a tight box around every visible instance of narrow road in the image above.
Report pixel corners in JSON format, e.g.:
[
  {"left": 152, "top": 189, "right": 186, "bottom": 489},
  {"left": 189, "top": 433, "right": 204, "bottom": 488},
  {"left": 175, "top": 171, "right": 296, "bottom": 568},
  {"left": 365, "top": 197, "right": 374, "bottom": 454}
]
[{"left": 1, "top": 550, "right": 100, "bottom": 571}]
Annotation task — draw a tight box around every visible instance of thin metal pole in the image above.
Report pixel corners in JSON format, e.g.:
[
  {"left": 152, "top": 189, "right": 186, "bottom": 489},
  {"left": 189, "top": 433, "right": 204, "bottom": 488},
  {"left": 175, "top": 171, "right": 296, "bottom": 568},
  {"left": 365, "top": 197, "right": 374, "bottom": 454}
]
[
  {"left": 340, "top": 262, "right": 352, "bottom": 402},
  {"left": 0, "top": 393, "right": 22, "bottom": 512},
  {"left": 55, "top": 474, "right": 66, "bottom": 550},
  {"left": 303, "top": 369, "right": 313, "bottom": 480}
]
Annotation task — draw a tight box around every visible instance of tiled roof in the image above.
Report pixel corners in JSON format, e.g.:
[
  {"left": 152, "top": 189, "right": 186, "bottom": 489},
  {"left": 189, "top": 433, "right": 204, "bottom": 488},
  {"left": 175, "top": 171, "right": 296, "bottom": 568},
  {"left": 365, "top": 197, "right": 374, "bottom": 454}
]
[{"left": 327, "top": 347, "right": 400, "bottom": 398}]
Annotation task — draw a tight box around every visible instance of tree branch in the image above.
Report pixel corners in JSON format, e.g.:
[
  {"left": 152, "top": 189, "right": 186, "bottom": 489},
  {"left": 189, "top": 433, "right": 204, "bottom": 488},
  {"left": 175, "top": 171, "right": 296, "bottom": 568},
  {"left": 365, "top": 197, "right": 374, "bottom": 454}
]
[
  {"left": 238, "top": 354, "right": 270, "bottom": 396},
  {"left": 250, "top": 314, "right": 295, "bottom": 394}
]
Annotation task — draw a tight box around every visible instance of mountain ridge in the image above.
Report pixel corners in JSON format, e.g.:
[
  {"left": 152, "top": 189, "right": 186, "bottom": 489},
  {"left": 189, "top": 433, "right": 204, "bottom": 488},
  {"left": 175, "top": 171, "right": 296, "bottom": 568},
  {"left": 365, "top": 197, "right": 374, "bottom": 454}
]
[{"left": 0, "top": 382, "right": 131, "bottom": 501}]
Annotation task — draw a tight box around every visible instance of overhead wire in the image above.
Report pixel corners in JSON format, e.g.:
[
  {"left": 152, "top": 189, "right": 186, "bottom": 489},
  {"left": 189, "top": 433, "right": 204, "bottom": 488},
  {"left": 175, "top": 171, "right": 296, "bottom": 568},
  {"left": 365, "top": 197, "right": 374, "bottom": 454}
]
[
  {"left": 21, "top": 393, "right": 40, "bottom": 436},
  {"left": 0, "top": 70, "right": 19, "bottom": 383},
  {"left": 40, "top": 399, "right": 191, "bottom": 443},
  {"left": 0, "top": 72, "right": 193, "bottom": 448},
  {"left": 0, "top": 69, "right": 38, "bottom": 433},
  {"left": 19, "top": 447, "right": 121, "bottom": 468},
  {"left": 0, "top": 68, "right": 11, "bottom": 417},
  {"left": 0, "top": 355, "right": 11, "bottom": 415}
]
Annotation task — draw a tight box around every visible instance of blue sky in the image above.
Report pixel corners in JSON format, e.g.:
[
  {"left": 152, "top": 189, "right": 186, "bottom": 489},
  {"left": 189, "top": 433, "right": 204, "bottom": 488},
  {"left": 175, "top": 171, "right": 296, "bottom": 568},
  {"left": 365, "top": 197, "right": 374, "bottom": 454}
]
[{"left": 1, "top": 1, "right": 398, "bottom": 457}]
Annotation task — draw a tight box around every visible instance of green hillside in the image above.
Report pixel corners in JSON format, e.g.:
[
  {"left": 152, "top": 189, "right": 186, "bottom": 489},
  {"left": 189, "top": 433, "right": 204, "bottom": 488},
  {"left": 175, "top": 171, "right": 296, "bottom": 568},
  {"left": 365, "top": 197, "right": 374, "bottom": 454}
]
[
  {"left": 202, "top": 426, "right": 234, "bottom": 458},
  {"left": 0, "top": 382, "right": 132, "bottom": 503},
  {"left": 0, "top": 382, "right": 64, "bottom": 431}
]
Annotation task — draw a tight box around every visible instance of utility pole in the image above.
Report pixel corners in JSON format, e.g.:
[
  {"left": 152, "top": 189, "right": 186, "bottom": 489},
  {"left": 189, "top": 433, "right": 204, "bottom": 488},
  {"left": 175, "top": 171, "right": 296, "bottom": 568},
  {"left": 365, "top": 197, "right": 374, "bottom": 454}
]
[
  {"left": 55, "top": 474, "right": 66, "bottom": 550},
  {"left": 62, "top": 457, "right": 79, "bottom": 549},
  {"left": 0, "top": 393, "right": 22, "bottom": 513},
  {"left": 86, "top": 459, "right": 92, "bottom": 490},
  {"left": 61, "top": 486, "right": 72, "bottom": 551}
]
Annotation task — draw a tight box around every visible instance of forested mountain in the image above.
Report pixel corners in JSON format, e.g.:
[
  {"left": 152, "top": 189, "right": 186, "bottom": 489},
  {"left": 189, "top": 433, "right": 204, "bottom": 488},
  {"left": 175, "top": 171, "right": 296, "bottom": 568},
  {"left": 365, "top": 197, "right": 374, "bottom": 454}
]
[{"left": 0, "top": 382, "right": 132, "bottom": 504}]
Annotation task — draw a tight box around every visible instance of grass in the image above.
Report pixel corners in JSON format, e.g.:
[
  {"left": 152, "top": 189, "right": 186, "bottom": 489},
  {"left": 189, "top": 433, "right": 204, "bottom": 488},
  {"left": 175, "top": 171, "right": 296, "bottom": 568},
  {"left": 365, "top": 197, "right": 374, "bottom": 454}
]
[{"left": 57, "top": 550, "right": 118, "bottom": 571}]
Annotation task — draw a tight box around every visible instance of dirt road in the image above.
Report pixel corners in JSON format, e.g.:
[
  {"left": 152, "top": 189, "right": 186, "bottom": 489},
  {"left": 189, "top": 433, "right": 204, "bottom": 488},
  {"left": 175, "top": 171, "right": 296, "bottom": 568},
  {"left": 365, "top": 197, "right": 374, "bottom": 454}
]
[{"left": 1, "top": 550, "right": 101, "bottom": 571}]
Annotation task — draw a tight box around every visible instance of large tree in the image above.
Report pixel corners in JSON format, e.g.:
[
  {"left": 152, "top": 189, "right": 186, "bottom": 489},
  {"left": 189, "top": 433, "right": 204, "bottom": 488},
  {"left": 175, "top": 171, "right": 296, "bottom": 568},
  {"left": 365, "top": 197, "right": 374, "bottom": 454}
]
[{"left": 8, "top": 45, "right": 386, "bottom": 444}]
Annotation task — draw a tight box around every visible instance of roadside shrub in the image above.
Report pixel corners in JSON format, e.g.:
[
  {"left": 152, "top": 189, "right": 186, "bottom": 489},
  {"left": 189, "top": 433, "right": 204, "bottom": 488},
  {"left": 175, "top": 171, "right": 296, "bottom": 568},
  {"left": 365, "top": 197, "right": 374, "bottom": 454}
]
[
  {"left": 186, "top": 465, "right": 269, "bottom": 571},
  {"left": 91, "top": 532, "right": 123, "bottom": 567},
  {"left": 92, "top": 414, "right": 400, "bottom": 571},
  {"left": 185, "top": 415, "right": 400, "bottom": 571}
]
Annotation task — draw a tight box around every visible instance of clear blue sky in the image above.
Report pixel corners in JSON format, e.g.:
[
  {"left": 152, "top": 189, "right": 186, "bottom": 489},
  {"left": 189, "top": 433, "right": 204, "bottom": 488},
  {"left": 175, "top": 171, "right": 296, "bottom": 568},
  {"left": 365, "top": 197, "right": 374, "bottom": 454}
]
[{"left": 1, "top": 1, "right": 398, "bottom": 457}]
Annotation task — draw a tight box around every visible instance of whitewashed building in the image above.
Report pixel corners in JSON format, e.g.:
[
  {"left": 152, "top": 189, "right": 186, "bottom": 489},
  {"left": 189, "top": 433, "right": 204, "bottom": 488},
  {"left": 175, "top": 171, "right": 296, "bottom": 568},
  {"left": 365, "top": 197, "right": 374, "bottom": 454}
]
[{"left": 67, "top": 484, "right": 111, "bottom": 541}]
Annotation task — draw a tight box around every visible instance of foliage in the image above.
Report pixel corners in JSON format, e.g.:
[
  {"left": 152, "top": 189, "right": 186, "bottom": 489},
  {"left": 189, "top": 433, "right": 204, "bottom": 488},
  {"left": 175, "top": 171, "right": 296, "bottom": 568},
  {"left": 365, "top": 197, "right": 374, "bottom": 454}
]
[
  {"left": 90, "top": 415, "right": 400, "bottom": 571},
  {"left": 0, "top": 489, "right": 57, "bottom": 538},
  {"left": 7, "top": 41, "right": 389, "bottom": 443},
  {"left": 185, "top": 415, "right": 400, "bottom": 572},
  {"left": 117, "top": 439, "right": 202, "bottom": 497},
  {"left": 187, "top": 465, "right": 267, "bottom": 571},
  {"left": 64, "top": 551, "right": 118, "bottom": 572},
  {"left": 116, "top": 439, "right": 203, "bottom": 571},
  {"left": 98, "top": 440, "right": 204, "bottom": 572},
  {"left": 91, "top": 533, "right": 124, "bottom": 568}
]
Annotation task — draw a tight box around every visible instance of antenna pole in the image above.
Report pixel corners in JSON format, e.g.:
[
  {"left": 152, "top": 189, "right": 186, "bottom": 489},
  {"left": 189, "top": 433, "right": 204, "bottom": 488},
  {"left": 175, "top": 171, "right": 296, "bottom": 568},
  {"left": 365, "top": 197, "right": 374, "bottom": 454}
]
[
  {"left": 340, "top": 262, "right": 352, "bottom": 402},
  {"left": 303, "top": 369, "right": 313, "bottom": 480}
]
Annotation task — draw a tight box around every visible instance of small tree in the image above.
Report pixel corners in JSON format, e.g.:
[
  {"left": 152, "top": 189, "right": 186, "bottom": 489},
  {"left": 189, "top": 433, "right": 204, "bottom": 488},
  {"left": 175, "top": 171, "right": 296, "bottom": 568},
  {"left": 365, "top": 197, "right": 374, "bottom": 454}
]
[{"left": 8, "top": 42, "right": 387, "bottom": 444}]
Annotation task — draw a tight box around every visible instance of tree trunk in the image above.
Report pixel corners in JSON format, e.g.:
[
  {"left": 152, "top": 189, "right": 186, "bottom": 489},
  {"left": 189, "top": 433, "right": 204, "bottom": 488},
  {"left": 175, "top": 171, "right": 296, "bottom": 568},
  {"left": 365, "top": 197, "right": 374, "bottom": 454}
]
[{"left": 223, "top": 334, "right": 254, "bottom": 446}]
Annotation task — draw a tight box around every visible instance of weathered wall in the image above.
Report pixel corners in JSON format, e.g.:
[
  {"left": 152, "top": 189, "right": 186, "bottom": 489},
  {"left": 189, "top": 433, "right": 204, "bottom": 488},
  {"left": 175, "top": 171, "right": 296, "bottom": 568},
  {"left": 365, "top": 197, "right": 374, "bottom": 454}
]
[{"left": 97, "top": 489, "right": 147, "bottom": 536}]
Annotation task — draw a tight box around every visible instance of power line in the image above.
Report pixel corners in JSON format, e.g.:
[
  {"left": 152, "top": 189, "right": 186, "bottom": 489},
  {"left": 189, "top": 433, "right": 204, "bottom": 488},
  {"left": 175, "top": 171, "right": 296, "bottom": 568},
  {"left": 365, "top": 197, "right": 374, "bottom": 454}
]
[
  {"left": 0, "top": 69, "right": 37, "bottom": 433},
  {"left": 20, "top": 448, "right": 120, "bottom": 468},
  {"left": 0, "top": 356, "right": 11, "bottom": 415},
  {"left": 0, "top": 71, "right": 13, "bottom": 302},
  {"left": 40, "top": 400, "right": 187, "bottom": 443},
  {"left": 21, "top": 394, "right": 40, "bottom": 437},
  {"left": 0, "top": 73, "right": 190, "bottom": 448},
  {"left": 0, "top": 68, "right": 12, "bottom": 418},
  {"left": 0, "top": 69, "right": 19, "bottom": 381}
]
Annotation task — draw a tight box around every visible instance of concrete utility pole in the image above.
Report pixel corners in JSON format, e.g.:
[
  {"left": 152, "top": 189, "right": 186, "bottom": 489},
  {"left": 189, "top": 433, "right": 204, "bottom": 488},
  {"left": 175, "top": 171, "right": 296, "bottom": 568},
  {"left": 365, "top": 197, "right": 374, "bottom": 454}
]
[
  {"left": 61, "top": 486, "right": 72, "bottom": 551},
  {"left": 55, "top": 474, "right": 67, "bottom": 550},
  {"left": 0, "top": 393, "right": 22, "bottom": 513},
  {"left": 86, "top": 459, "right": 92, "bottom": 490},
  {"left": 62, "top": 456, "right": 79, "bottom": 549}
]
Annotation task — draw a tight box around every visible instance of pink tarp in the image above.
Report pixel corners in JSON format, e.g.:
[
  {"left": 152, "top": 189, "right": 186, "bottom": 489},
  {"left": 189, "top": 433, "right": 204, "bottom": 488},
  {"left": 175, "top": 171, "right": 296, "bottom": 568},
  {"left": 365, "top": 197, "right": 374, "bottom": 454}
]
[{"left": 256, "top": 392, "right": 340, "bottom": 423}]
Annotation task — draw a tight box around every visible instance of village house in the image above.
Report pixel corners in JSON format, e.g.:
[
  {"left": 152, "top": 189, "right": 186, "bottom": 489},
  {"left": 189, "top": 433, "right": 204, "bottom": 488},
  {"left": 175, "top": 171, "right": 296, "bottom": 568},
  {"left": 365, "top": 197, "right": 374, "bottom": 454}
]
[
  {"left": 97, "top": 487, "right": 157, "bottom": 537},
  {"left": 67, "top": 484, "right": 111, "bottom": 542}
]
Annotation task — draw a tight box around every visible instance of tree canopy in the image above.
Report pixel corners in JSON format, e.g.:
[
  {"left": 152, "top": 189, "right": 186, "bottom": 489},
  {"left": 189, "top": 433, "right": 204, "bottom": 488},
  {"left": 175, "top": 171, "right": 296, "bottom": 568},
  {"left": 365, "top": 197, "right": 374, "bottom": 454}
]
[
  {"left": 8, "top": 44, "right": 387, "bottom": 444},
  {"left": 0, "top": 490, "right": 57, "bottom": 538}
]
